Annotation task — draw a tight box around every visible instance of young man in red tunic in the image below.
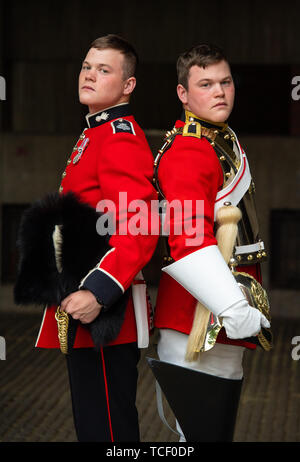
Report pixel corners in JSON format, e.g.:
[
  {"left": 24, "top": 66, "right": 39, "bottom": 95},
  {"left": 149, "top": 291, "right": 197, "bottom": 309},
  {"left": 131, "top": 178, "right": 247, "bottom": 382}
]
[
  {"left": 151, "top": 43, "right": 271, "bottom": 442},
  {"left": 35, "top": 35, "right": 158, "bottom": 442}
]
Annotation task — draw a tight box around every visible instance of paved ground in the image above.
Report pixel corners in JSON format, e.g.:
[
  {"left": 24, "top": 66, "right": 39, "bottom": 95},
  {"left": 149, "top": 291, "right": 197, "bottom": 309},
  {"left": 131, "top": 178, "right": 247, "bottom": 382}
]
[{"left": 1, "top": 309, "right": 300, "bottom": 443}]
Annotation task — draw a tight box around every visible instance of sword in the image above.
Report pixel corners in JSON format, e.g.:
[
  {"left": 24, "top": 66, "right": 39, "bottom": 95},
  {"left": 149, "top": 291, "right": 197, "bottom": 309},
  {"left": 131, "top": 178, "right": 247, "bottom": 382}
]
[{"left": 185, "top": 203, "right": 242, "bottom": 361}]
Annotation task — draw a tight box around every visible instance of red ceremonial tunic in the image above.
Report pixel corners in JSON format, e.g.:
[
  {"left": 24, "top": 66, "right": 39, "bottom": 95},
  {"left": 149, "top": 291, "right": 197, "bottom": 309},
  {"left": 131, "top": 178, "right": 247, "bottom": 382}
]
[
  {"left": 154, "top": 117, "right": 262, "bottom": 350},
  {"left": 36, "top": 103, "right": 158, "bottom": 349}
]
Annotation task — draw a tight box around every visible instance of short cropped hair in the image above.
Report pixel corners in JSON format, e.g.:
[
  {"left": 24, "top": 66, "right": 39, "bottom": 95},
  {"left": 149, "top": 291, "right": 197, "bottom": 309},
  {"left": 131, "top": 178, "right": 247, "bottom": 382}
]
[
  {"left": 177, "top": 43, "right": 228, "bottom": 89},
  {"left": 90, "top": 34, "right": 139, "bottom": 80}
]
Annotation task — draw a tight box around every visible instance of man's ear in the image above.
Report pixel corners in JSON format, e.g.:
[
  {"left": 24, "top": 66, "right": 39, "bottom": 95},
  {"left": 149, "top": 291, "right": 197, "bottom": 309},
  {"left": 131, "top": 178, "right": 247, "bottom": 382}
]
[
  {"left": 123, "top": 77, "right": 136, "bottom": 96},
  {"left": 177, "top": 84, "right": 188, "bottom": 105}
]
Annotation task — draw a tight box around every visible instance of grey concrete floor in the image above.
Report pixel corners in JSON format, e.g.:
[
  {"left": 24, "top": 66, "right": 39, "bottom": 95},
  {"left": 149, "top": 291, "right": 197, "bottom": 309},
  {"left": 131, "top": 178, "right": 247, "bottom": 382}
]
[{"left": 1, "top": 294, "right": 300, "bottom": 443}]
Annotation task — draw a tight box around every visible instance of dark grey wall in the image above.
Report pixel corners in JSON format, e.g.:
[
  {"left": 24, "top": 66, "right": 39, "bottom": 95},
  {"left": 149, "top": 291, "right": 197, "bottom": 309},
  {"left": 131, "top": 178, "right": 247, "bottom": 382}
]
[
  {"left": 0, "top": 0, "right": 300, "bottom": 308},
  {"left": 4, "top": 0, "right": 300, "bottom": 63},
  {"left": 1, "top": 0, "right": 300, "bottom": 132}
]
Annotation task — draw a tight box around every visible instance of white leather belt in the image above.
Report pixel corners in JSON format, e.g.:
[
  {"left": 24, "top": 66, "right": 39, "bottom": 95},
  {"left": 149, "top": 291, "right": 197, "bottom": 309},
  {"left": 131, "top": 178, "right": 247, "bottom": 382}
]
[
  {"left": 131, "top": 271, "right": 149, "bottom": 348},
  {"left": 235, "top": 241, "right": 265, "bottom": 255}
]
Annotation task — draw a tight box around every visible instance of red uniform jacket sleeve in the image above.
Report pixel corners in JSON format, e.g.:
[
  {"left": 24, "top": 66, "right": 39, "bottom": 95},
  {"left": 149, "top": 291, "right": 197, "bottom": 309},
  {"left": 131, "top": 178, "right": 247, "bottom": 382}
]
[
  {"left": 79, "top": 123, "right": 159, "bottom": 307},
  {"left": 158, "top": 132, "right": 223, "bottom": 262}
]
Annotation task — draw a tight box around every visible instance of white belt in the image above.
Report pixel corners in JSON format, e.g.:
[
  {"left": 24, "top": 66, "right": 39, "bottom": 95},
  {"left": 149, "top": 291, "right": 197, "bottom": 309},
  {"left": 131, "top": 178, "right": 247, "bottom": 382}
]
[
  {"left": 131, "top": 271, "right": 149, "bottom": 348},
  {"left": 235, "top": 241, "right": 265, "bottom": 255}
]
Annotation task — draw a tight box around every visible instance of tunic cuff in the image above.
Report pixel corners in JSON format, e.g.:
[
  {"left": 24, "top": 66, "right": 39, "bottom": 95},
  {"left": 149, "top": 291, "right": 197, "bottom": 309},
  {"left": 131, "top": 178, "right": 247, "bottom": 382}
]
[{"left": 79, "top": 268, "right": 124, "bottom": 308}]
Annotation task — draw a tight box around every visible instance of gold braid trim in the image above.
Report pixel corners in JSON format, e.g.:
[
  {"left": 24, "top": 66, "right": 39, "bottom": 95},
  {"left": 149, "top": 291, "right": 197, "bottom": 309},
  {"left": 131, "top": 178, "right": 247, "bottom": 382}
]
[{"left": 55, "top": 306, "right": 69, "bottom": 354}]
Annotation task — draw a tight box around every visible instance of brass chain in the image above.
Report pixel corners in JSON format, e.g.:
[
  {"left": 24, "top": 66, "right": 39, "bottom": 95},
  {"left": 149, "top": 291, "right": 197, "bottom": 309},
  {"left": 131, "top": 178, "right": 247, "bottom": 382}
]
[{"left": 55, "top": 306, "right": 69, "bottom": 354}]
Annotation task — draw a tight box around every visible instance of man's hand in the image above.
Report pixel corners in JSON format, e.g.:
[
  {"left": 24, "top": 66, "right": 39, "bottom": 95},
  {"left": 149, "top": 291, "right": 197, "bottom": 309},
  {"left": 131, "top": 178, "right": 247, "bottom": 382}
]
[
  {"left": 220, "top": 300, "right": 270, "bottom": 339},
  {"left": 61, "top": 290, "right": 102, "bottom": 324}
]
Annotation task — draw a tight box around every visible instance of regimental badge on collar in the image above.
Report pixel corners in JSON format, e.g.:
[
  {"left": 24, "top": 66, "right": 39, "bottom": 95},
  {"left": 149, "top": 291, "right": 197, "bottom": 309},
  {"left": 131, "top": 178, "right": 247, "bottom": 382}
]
[
  {"left": 96, "top": 112, "right": 109, "bottom": 122},
  {"left": 111, "top": 118, "right": 136, "bottom": 135},
  {"left": 73, "top": 137, "right": 89, "bottom": 164}
]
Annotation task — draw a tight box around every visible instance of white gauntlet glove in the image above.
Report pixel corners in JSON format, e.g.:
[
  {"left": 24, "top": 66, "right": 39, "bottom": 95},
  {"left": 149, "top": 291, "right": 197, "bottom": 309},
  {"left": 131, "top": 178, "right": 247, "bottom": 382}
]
[
  {"left": 162, "top": 245, "right": 270, "bottom": 340},
  {"left": 219, "top": 299, "right": 270, "bottom": 339}
]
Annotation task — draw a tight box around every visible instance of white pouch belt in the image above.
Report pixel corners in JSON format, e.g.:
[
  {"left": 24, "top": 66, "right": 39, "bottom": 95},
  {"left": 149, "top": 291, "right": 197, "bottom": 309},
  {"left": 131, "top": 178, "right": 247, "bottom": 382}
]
[
  {"left": 131, "top": 271, "right": 149, "bottom": 348},
  {"left": 235, "top": 241, "right": 265, "bottom": 255}
]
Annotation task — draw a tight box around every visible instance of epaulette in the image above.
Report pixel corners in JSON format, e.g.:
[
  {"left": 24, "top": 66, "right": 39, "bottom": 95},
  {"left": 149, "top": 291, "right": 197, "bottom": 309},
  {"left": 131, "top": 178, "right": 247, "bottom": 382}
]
[
  {"left": 111, "top": 118, "right": 136, "bottom": 135},
  {"left": 182, "top": 121, "right": 201, "bottom": 138}
]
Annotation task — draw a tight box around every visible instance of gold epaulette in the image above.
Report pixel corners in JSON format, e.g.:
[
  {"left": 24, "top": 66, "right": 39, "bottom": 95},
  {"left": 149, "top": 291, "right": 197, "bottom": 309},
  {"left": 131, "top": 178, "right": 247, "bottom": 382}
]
[{"left": 182, "top": 121, "right": 201, "bottom": 138}]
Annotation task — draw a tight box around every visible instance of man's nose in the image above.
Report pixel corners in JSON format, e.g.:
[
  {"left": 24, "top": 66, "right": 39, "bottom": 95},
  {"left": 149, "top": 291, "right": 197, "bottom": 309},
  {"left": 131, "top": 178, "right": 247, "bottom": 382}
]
[
  {"left": 214, "top": 83, "right": 225, "bottom": 96},
  {"left": 85, "top": 67, "right": 96, "bottom": 81}
]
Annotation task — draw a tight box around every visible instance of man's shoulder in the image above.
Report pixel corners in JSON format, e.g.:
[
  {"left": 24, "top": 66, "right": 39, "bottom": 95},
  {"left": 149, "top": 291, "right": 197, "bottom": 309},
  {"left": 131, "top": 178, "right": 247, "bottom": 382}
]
[
  {"left": 169, "top": 121, "right": 211, "bottom": 151},
  {"left": 110, "top": 117, "right": 137, "bottom": 135},
  {"left": 157, "top": 120, "right": 218, "bottom": 170},
  {"left": 181, "top": 120, "right": 202, "bottom": 139},
  {"left": 91, "top": 116, "right": 139, "bottom": 140}
]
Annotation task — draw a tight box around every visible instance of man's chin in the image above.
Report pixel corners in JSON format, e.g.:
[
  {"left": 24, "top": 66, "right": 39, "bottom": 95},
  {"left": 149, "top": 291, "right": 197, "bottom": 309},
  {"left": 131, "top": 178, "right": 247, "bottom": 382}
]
[
  {"left": 78, "top": 95, "right": 92, "bottom": 106},
  {"left": 211, "top": 108, "right": 232, "bottom": 123}
]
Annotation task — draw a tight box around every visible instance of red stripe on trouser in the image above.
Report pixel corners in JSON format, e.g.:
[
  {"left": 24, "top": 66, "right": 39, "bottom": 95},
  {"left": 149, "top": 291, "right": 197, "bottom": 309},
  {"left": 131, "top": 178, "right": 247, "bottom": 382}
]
[{"left": 100, "top": 347, "right": 114, "bottom": 442}]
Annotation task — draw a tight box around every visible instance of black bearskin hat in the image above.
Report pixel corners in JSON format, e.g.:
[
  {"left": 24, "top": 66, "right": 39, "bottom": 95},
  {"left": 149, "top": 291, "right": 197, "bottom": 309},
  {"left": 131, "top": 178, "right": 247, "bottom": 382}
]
[{"left": 14, "top": 192, "right": 129, "bottom": 349}]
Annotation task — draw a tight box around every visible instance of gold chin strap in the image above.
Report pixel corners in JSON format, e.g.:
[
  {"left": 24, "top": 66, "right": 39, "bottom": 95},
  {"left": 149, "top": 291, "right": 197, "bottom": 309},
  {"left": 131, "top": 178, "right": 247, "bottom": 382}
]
[{"left": 55, "top": 306, "right": 69, "bottom": 354}]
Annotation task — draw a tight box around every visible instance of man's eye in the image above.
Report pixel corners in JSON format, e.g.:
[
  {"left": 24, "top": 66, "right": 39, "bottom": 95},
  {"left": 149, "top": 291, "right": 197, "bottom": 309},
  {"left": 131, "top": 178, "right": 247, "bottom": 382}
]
[
  {"left": 200, "top": 83, "right": 209, "bottom": 88},
  {"left": 100, "top": 68, "right": 109, "bottom": 74}
]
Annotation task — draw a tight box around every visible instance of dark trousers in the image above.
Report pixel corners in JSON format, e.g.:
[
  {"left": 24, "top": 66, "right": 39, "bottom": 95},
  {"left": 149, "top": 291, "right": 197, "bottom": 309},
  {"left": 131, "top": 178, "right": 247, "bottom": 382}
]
[{"left": 66, "top": 343, "right": 141, "bottom": 442}]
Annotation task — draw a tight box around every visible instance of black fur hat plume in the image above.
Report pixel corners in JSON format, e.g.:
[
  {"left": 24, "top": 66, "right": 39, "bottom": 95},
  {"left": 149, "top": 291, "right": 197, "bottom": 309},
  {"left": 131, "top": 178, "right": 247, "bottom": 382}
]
[{"left": 14, "top": 192, "right": 129, "bottom": 350}]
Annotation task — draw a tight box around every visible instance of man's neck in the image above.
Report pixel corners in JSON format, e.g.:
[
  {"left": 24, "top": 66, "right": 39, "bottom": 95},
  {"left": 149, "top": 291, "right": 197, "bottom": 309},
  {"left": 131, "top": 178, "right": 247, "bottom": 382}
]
[
  {"left": 88, "top": 101, "right": 129, "bottom": 117},
  {"left": 182, "top": 109, "right": 228, "bottom": 131},
  {"left": 85, "top": 102, "right": 132, "bottom": 129}
]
